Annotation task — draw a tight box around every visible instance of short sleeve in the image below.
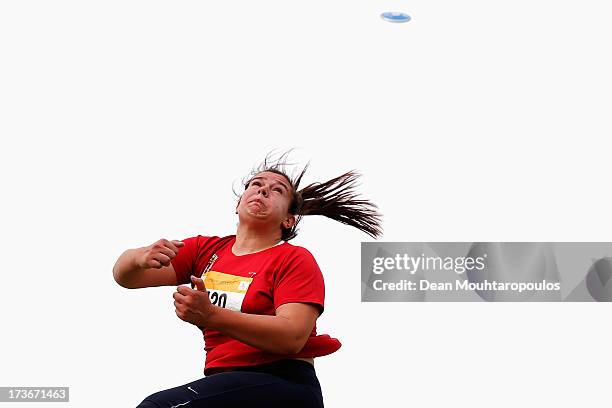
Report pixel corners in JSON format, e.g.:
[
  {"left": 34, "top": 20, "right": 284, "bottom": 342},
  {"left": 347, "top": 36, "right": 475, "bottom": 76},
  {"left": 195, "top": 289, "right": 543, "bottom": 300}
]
[
  {"left": 171, "top": 236, "right": 199, "bottom": 285},
  {"left": 274, "top": 247, "right": 325, "bottom": 316}
]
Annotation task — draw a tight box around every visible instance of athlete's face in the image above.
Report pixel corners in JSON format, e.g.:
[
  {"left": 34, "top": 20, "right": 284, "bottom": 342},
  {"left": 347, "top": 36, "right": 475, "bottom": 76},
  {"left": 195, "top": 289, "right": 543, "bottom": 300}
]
[{"left": 236, "top": 171, "right": 296, "bottom": 232}]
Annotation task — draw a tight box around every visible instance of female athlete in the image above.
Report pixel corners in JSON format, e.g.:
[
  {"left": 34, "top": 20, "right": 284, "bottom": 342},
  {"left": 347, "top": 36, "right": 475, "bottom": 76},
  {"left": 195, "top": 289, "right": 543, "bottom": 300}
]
[{"left": 112, "top": 151, "right": 382, "bottom": 407}]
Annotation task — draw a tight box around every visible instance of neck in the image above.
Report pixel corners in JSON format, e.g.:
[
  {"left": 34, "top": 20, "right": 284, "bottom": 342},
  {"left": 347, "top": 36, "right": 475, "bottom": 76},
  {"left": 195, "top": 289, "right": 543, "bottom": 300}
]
[{"left": 234, "top": 222, "right": 282, "bottom": 255}]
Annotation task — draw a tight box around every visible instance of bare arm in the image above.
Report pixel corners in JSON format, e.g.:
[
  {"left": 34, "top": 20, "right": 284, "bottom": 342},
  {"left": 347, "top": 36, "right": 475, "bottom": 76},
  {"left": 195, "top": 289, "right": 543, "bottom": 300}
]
[
  {"left": 205, "top": 302, "right": 320, "bottom": 354},
  {"left": 113, "top": 239, "right": 184, "bottom": 289},
  {"left": 175, "top": 276, "right": 320, "bottom": 355}
]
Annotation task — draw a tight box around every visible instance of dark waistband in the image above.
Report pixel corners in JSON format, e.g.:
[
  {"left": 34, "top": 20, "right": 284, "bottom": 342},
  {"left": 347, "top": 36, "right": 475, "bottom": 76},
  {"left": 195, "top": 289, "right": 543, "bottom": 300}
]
[
  {"left": 254, "top": 359, "right": 315, "bottom": 372},
  {"left": 209, "top": 359, "right": 319, "bottom": 387}
]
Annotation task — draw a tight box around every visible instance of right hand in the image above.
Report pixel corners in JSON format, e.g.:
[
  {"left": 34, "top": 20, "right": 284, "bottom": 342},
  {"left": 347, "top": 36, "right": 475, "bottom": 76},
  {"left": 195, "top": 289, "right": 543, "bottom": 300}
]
[{"left": 135, "top": 239, "right": 185, "bottom": 269}]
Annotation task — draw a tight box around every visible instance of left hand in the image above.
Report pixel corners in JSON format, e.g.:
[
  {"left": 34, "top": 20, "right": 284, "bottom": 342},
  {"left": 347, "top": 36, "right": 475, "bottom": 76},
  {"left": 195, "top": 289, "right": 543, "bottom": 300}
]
[{"left": 173, "top": 275, "right": 216, "bottom": 328}]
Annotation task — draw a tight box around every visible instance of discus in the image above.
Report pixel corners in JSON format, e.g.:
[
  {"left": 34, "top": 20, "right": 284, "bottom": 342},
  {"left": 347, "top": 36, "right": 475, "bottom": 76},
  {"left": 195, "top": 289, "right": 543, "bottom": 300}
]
[{"left": 381, "top": 12, "right": 411, "bottom": 23}]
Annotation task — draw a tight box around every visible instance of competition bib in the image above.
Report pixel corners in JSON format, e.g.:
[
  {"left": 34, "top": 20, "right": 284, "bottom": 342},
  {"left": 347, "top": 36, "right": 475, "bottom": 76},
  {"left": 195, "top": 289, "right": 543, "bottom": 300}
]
[{"left": 202, "top": 270, "right": 254, "bottom": 312}]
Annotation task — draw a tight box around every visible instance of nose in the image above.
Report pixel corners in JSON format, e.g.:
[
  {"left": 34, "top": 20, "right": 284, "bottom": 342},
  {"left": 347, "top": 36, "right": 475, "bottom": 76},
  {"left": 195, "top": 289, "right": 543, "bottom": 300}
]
[{"left": 258, "top": 185, "right": 269, "bottom": 198}]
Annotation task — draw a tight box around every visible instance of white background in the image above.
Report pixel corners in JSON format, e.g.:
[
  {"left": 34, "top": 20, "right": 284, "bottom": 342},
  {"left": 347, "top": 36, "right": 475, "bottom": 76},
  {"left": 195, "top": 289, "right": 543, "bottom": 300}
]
[{"left": 1, "top": 1, "right": 611, "bottom": 407}]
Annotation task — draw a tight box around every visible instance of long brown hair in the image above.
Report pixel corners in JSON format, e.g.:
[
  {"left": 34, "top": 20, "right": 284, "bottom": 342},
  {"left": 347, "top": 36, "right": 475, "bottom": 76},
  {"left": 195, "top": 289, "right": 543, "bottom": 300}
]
[{"left": 235, "top": 149, "right": 383, "bottom": 241}]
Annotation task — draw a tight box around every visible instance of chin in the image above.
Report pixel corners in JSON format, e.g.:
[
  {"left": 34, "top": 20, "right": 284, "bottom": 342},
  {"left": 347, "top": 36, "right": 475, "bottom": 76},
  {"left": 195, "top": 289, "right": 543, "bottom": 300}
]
[{"left": 244, "top": 211, "right": 269, "bottom": 220}]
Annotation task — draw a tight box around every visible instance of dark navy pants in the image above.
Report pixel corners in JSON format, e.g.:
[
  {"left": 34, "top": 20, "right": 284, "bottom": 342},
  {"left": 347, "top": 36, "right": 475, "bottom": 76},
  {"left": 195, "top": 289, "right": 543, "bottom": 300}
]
[{"left": 136, "top": 359, "right": 324, "bottom": 408}]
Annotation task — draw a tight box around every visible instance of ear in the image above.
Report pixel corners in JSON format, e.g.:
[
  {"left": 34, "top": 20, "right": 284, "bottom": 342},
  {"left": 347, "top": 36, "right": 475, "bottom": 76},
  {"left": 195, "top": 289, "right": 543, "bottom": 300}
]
[
  {"left": 235, "top": 199, "right": 240, "bottom": 214},
  {"left": 283, "top": 215, "right": 296, "bottom": 229}
]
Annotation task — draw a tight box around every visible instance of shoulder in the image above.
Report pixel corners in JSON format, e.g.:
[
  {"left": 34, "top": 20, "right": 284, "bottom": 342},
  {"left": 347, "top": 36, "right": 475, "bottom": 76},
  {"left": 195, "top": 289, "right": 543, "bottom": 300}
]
[
  {"left": 279, "top": 242, "right": 318, "bottom": 262},
  {"left": 183, "top": 234, "right": 234, "bottom": 249},
  {"left": 273, "top": 243, "right": 325, "bottom": 290},
  {"left": 275, "top": 243, "right": 322, "bottom": 276}
]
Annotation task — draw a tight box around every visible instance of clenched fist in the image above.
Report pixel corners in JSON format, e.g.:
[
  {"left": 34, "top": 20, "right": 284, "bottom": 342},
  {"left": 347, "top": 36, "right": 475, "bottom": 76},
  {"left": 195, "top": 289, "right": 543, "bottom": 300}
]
[{"left": 135, "top": 238, "right": 184, "bottom": 269}]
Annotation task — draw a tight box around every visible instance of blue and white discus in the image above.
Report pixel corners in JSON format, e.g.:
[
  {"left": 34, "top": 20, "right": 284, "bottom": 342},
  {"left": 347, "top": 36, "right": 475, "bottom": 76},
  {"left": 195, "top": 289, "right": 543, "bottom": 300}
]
[{"left": 381, "top": 11, "right": 411, "bottom": 23}]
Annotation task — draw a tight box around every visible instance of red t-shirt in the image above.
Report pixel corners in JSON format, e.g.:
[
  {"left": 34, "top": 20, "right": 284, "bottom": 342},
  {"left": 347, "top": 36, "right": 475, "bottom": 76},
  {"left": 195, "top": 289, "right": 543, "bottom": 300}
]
[{"left": 171, "top": 235, "right": 342, "bottom": 375}]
